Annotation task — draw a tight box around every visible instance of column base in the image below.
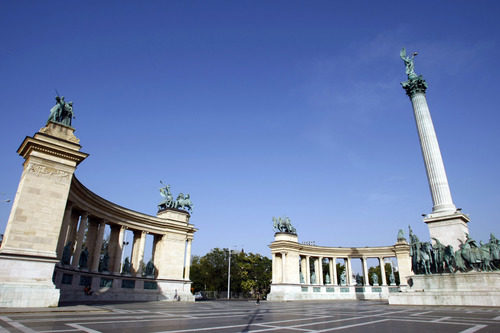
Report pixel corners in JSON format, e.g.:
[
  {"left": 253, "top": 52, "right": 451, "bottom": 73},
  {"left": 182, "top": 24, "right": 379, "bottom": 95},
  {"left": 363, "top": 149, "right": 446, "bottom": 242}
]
[{"left": 424, "top": 212, "right": 470, "bottom": 249}]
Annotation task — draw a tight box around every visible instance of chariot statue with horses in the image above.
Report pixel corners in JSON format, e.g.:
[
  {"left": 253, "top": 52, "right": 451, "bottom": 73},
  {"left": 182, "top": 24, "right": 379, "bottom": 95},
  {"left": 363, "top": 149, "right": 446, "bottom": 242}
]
[
  {"left": 272, "top": 216, "right": 297, "bottom": 234},
  {"left": 158, "top": 181, "right": 193, "bottom": 213}
]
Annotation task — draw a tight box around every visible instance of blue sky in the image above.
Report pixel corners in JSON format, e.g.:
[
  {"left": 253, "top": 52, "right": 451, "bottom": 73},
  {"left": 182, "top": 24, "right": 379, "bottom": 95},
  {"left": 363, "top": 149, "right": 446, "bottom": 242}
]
[{"left": 1, "top": 1, "right": 499, "bottom": 260}]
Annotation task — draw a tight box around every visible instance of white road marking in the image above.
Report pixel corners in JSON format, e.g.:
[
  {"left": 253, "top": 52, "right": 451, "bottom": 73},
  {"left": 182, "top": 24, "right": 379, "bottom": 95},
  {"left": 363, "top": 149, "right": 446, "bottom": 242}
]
[
  {"left": 315, "top": 319, "right": 390, "bottom": 332},
  {"left": 432, "top": 316, "right": 451, "bottom": 322},
  {"left": 459, "top": 324, "right": 488, "bottom": 333},
  {"left": 67, "top": 323, "right": 102, "bottom": 333},
  {"left": 0, "top": 316, "right": 38, "bottom": 333},
  {"left": 410, "top": 311, "right": 434, "bottom": 316}
]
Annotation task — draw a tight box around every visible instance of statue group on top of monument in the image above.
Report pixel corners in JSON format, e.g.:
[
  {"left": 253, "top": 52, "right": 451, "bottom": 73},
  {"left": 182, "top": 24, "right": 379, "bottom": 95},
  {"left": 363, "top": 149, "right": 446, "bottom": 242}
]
[
  {"left": 406, "top": 226, "right": 500, "bottom": 275},
  {"left": 48, "top": 95, "right": 74, "bottom": 127},
  {"left": 158, "top": 181, "right": 193, "bottom": 213},
  {"left": 272, "top": 216, "right": 297, "bottom": 234}
]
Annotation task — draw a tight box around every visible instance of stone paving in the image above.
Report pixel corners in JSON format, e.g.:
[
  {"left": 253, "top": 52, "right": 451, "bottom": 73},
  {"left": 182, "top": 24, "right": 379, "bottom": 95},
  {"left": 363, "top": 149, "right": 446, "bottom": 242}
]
[{"left": 1, "top": 300, "right": 500, "bottom": 332}]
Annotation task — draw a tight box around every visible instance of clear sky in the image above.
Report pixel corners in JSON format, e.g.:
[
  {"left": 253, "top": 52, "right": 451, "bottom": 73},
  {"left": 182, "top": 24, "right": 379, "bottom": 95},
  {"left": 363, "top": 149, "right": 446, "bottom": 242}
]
[{"left": 1, "top": 1, "right": 499, "bottom": 260}]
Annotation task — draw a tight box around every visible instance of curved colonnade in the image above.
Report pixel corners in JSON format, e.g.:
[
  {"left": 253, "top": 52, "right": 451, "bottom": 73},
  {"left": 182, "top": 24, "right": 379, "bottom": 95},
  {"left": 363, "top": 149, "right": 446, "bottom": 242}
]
[
  {"left": 268, "top": 233, "right": 411, "bottom": 301},
  {"left": 54, "top": 177, "right": 196, "bottom": 303}
]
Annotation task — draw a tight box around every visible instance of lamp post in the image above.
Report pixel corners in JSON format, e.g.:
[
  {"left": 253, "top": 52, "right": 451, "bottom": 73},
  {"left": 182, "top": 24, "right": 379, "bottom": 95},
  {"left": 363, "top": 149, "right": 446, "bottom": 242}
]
[
  {"left": 227, "top": 251, "right": 231, "bottom": 299},
  {"left": 227, "top": 246, "right": 240, "bottom": 299}
]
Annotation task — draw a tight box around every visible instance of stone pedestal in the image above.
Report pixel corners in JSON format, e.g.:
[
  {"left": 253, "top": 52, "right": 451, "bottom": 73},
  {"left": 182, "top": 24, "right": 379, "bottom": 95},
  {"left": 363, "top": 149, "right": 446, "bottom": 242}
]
[
  {"left": 0, "top": 122, "right": 87, "bottom": 307},
  {"left": 389, "top": 272, "right": 500, "bottom": 306},
  {"left": 424, "top": 211, "right": 470, "bottom": 250}
]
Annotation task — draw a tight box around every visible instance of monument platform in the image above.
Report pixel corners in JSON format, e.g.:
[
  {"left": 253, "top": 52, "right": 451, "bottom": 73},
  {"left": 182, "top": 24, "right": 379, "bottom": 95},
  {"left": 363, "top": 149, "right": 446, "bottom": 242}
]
[{"left": 388, "top": 272, "right": 500, "bottom": 306}]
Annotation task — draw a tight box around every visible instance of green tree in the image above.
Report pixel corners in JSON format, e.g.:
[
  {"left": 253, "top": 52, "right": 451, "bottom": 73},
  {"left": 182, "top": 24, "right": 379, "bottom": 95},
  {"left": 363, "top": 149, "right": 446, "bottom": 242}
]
[{"left": 190, "top": 248, "right": 271, "bottom": 297}]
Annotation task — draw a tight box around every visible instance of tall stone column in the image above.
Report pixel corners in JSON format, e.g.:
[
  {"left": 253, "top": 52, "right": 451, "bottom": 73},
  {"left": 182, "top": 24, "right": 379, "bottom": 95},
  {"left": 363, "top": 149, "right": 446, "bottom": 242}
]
[
  {"left": 318, "top": 257, "right": 323, "bottom": 285},
  {"left": 66, "top": 210, "right": 81, "bottom": 253},
  {"left": 72, "top": 212, "right": 88, "bottom": 268},
  {"left": 379, "top": 257, "right": 387, "bottom": 286},
  {"left": 111, "top": 226, "right": 126, "bottom": 274},
  {"left": 0, "top": 121, "right": 87, "bottom": 307},
  {"left": 90, "top": 220, "right": 106, "bottom": 272},
  {"left": 300, "top": 256, "right": 307, "bottom": 284},
  {"left": 305, "top": 256, "right": 311, "bottom": 284},
  {"left": 281, "top": 251, "right": 287, "bottom": 283},
  {"left": 85, "top": 217, "right": 99, "bottom": 267},
  {"left": 362, "top": 257, "right": 369, "bottom": 286},
  {"left": 328, "top": 258, "right": 334, "bottom": 285},
  {"left": 131, "top": 230, "right": 147, "bottom": 276},
  {"left": 401, "top": 58, "right": 469, "bottom": 249},
  {"left": 346, "top": 258, "right": 353, "bottom": 286},
  {"left": 332, "top": 258, "right": 338, "bottom": 285},
  {"left": 56, "top": 203, "right": 73, "bottom": 260}
]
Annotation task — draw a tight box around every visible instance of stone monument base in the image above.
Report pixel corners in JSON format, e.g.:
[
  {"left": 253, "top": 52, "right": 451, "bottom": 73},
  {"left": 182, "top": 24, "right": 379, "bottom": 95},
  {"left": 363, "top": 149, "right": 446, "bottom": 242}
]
[
  {"left": 268, "top": 283, "right": 400, "bottom": 301},
  {"left": 424, "top": 212, "right": 469, "bottom": 250},
  {"left": 0, "top": 257, "right": 60, "bottom": 307},
  {"left": 54, "top": 267, "right": 194, "bottom": 303},
  {"left": 388, "top": 272, "right": 500, "bottom": 306}
]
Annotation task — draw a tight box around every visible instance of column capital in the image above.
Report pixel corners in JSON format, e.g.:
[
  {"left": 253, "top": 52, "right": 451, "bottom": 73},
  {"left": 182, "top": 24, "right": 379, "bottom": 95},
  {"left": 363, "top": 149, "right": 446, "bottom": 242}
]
[{"left": 401, "top": 76, "right": 427, "bottom": 97}]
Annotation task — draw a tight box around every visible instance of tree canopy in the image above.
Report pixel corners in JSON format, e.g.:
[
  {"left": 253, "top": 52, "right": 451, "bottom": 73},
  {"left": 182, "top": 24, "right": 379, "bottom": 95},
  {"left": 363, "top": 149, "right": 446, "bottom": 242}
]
[{"left": 190, "top": 248, "right": 272, "bottom": 297}]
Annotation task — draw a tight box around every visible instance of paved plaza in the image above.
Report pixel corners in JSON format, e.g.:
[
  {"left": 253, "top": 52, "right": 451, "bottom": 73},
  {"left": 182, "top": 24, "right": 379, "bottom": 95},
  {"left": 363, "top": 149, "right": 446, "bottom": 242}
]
[{"left": 1, "top": 300, "right": 500, "bottom": 332}]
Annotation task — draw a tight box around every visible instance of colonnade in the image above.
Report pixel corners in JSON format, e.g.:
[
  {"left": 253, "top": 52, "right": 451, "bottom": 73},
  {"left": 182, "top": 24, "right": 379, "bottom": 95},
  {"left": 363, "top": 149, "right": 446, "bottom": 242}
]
[
  {"left": 54, "top": 177, "right": 196, "bottom": 283},
  {"left": 56, "top": 204, "right": 193, "bottom": 280},
  {"left": 273, "top": 253, "right": 394, "bottom": 286}
]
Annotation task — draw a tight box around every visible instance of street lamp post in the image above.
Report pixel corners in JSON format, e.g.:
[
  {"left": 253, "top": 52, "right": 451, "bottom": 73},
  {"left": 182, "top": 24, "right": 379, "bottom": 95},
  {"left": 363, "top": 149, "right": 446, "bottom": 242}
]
[
  {"left": 227, "top": 251, "right": 231, "bottom": 299},
  {"left": 227, "top": 246, "right": 240, "bottom": 299}
]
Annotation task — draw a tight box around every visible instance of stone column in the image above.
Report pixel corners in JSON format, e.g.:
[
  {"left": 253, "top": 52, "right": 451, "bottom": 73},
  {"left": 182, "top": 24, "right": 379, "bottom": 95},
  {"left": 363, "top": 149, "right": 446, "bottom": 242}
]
[
  {"left": 152, "top": 233, "right": 162, "bottom": 276},
  {"left": 112, "top": 226, "right": 126, "bottom": 274},
  {"left": 332, "top": 258, "right": 338, "bottom": 285},
  {"left": 346, "top": 257, "right": 352, "bottom": 286},
  {"left": 281, "top": 251, "right": 286, "bottom": 283},
  {"left": 131, "top": 230, "right": 147, "bottom": 276},
  {"left": 107, "top": 224, "right": 119, "bottom": 273},
  {"left": 380, "top": 257, "right": 387, "bottom": 286},
  {"left": 184, "top": 238, "right": 192, "bottom": 280},
  {"left": 362, "top": 257, "right": 369, "bottom": 286},
  {"left": 409, "top": 90, "right": 455, "bottom": 214},
  {"left": 300, "top": 256, "right": 307, "bottom": 284},
  {"left": 328, "top": 258, "right": 333, "bottom": 285},
  {"left": 90, "top": 220, "right": 106, "bottom": 272},
  {"left": 85, "top": 217, "right": 99, "bottom": 268},
  {"left": 403, "top": 75, "right": 469, "bottom": 249},
  {"left": 318, "top": 257, "right": 324, "bottom": 285},
  {"left": 71, "top": 212, "right": 88, "bottom": 268},
  {"left": 66, "top": 210, "right": 81, "bottom": 250},
  {"left": 56, "top": 203, "right": 73, "bottom": 260},
  {"left": 305, "top": 256, "right": 311, "bottom": 284}
]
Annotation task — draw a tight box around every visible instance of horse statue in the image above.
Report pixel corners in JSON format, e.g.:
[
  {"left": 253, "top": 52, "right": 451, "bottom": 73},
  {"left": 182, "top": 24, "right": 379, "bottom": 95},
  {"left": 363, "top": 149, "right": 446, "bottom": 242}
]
[
  {"left": 175, "top": 193, "right": 193, "bottom": 213},
  {"left": 461, "top": 234, "right": 483, "bottom": 270},
  {"left": 272, "top": 216, "right": 297, "bottom": 234},
  {"left": 432, "top": 238, "right": 446, "bottom": 273}
]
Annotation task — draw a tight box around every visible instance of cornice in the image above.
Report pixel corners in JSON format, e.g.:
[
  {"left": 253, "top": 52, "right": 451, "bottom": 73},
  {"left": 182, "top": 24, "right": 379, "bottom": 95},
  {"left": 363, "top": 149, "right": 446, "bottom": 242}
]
[
  {"left": 17, "top": 136, "right": 88, "bottom": 165},
  {"left": 68, "top": 177, "right": 197, "bottom": 235}
]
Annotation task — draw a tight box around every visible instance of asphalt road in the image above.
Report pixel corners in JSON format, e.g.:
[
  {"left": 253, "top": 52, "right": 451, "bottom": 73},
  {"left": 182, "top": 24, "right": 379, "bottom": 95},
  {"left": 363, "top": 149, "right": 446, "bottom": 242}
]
[{"left": 1, "top": 300, "right": 500, "bottom": 332}]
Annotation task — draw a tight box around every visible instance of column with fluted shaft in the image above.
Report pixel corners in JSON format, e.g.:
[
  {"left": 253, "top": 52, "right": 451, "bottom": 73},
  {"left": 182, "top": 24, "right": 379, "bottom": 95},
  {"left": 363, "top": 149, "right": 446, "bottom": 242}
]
[{"left": 401, "top": 50, "right": 470, "bottom": 249}]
